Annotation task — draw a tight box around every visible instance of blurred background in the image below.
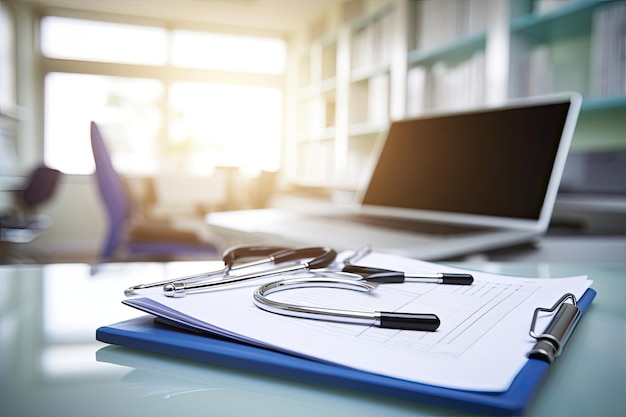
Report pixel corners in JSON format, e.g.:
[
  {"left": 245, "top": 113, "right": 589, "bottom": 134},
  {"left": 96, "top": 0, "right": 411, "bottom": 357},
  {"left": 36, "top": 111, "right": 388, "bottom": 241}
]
[{"left": 1, "top": 0, "right": 625, "bottom": 263}]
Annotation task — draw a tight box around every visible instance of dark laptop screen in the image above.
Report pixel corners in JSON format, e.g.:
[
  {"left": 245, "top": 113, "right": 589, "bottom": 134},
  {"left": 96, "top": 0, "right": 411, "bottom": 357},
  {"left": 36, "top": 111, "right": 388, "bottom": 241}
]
[{"left": 362, "top": 101, "right": 571, "bottom": 220}]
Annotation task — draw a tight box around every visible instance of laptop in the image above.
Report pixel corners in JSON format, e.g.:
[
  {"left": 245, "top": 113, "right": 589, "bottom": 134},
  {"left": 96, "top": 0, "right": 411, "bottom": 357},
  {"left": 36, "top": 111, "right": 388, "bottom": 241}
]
[{"left": 207, "top": 93, "right": 582, "bottom": 260}]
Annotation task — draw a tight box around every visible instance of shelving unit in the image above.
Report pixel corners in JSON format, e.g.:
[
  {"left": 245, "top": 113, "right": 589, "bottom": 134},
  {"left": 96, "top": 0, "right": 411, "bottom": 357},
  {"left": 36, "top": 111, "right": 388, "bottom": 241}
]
[
  {"left": 508, "top": 0, "right": 626, "bottom": 152},
  {"left": 285, "top": 0, "right": 626, "bottom": 190},
  {"left": 285, "top": 0, "right": 396, "bottom": 189}
]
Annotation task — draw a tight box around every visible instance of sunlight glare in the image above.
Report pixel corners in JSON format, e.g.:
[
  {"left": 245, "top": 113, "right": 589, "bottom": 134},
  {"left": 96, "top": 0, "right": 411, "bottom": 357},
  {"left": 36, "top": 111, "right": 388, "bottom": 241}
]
[
  {"left": 172, "top": 30, "right": 286, "bottom": 73},
  {"left": 169, "top": 83, "right": 282, "bottom": 175},
  {"left": 41, "top": 16, "right": 168, "bottom": 65}
]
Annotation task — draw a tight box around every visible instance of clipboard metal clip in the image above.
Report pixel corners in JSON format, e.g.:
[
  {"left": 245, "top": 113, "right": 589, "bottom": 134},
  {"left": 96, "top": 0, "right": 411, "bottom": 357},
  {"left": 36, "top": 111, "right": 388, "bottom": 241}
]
[{"left": 528, "top": 293, "right": 581, "bottom": 363}]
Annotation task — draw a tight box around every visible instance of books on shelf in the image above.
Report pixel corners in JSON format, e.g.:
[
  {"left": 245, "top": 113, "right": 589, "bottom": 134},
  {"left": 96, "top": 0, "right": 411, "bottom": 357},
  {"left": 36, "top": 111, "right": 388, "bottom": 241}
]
[
  {"left": 510, "top": 1, "right": 626, "bottom": 100},
  {"left": 407, "top": 51, "right": 485, "bottom": 116},
  {"left": 590, "top": 1, "right": 626, "bottom": 97},
  {"left": 290, "top": 0, "right": 626, "bottom": 189},
  {"left": 296, "top": 139, "right": 336, "bottom": 185},
  {"left": 533, "top": 0, "right": 577, "bottom": 14},
  {"left": 367, "top": 73, "right": 389, "bottom": 124},
  {"left": 350, "top": 73, "right": 389, "bottom": 125},
  {"left": 299, "top": 94, "right": 336, "bottom": 134},
  {"left": 350, "top": 8, "right": 394, "bottom": 71},
  {"left": 415, "top": 0, "right": 488, "bottom": 49},
  {"left": 510, "top": 44, "right": 552, "bottom": 99}
]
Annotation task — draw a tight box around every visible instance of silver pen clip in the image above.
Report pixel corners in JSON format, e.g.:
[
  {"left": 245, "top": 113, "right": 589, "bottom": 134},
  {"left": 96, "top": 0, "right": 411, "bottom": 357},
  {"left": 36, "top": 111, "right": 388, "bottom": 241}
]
[{"left": 528, "top": 293, "right": 581, "bottom": 363}]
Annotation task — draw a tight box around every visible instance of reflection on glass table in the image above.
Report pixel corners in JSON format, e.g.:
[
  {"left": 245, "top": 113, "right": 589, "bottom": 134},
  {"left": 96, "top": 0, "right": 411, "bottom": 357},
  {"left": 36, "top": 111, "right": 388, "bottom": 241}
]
[{"left": 0, "top": 261, "right": 624, "bottom": 417}]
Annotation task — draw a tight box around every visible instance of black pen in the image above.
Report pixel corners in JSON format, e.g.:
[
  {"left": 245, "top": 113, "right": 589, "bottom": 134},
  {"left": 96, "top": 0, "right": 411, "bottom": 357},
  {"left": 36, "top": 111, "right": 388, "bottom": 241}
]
[{"left": 342, "top": 265, "right": 474, "bottom": 285}]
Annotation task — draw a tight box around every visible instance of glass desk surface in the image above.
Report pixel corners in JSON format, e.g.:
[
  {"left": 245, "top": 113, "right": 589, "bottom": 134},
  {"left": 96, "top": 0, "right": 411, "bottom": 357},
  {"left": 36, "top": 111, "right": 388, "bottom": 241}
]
[{"left": 1, "top": 260, "right": 624, "bottom": 417}]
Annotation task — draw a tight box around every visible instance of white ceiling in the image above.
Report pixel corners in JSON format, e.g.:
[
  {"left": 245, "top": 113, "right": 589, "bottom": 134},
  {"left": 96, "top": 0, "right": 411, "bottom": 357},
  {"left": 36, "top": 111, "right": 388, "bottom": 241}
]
[{"left": 16, "top": 0, "right": 341, "bottom": 34}]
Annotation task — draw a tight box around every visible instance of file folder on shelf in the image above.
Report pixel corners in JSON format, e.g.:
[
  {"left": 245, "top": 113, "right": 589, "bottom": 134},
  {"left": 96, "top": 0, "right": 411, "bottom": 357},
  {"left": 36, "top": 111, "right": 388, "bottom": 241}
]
[{"left": 96, "top": 286, "right": 595, "bottom": 416}]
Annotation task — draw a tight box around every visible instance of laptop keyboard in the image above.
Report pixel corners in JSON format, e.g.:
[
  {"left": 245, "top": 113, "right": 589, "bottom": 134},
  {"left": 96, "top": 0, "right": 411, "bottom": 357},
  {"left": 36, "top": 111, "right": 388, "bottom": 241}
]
[{"left": 326, "top": 214, "right": 489, "bottom": 236}]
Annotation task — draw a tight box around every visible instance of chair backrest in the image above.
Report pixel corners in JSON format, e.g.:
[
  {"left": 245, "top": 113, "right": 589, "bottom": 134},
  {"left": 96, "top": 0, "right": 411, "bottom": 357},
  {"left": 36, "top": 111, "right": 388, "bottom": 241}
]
[
  {"left": 20, "top": 165, "right": 61, "bottom": 213},
  {"left": 90, "top": 121, "right": 131, "bottom": 260}
]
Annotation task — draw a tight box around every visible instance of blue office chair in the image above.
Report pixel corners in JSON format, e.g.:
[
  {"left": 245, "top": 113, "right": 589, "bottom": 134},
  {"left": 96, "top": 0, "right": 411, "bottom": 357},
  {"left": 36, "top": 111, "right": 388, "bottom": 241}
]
[
  {"left": 90, "top": 121, "right": 218, "bottom": 262},
  {"left": 0, "top": 164, "right": 61, "bottom": 243}
]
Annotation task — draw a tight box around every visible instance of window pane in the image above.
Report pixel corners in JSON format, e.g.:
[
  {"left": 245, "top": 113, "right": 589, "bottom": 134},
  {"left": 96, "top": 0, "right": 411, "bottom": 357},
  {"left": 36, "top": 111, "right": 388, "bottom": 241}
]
[
  {"left": 0, "top": 3, "right": 18, "bottom": 175},
  {"left": 45, "top": 73, "right": 163, "bottom": 175},
  {"left": 0, "top": 2, "right": 15, "bottom": 110},
  {"left": 41, "top": 17, "right": 168, "bottom": 66},
  {"left": 168, "top": 83, "right": 282, "bottom": 175},
  {"left": 171, "top": 30, "right": 285, "bottom": 73}
]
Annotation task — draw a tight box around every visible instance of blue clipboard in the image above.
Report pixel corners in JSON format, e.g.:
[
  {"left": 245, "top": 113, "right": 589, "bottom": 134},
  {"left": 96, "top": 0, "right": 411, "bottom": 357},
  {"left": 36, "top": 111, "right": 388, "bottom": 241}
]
[{"left": 96, "top": 288, "right": 595, "bottom": 416}]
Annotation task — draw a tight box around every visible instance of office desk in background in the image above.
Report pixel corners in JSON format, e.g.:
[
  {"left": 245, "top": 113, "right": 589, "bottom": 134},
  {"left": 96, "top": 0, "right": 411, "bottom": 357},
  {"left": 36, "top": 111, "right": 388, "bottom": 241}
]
[{"left": 0, "top": 261, "right": 624, "bottom": 417}]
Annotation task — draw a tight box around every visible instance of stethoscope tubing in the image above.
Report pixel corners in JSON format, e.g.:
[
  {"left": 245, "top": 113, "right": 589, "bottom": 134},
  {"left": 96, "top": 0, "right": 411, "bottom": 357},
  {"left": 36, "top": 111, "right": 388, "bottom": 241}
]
[
  {"left": 124, "top": 245, "right": 291, "bottom": 296},
  {"left": 124, "top": 244, "right": 455, "bottom": 331},
  {"left": 253, "top": 277, "right": 440, "bottom": 331},
  {"left": 124, "top": 245, "right": 334, "bottom": 297},
  {"left": 124, "top": 267, "right": 228, "bottom": 296},
  {"left": 254, "top": 277, "right": 379, "bottom": 324},
  {"left": 163, "top": 247, "right": 338, "bottom": 297}
]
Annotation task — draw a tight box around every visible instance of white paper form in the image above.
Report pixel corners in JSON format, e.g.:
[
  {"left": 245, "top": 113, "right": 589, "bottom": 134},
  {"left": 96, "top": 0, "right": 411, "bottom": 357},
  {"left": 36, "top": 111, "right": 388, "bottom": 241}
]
[{"left": 124, "top": 252, "right": 592, "bottom": 392}]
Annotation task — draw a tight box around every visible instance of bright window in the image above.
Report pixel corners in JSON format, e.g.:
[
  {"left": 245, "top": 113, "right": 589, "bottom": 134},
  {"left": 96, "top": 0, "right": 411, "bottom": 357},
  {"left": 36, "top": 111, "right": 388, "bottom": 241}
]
[
  {"left": 168, "top": 83, "right": 282, "bottom": 175},
  {"left": 45, "top": 73, "right": 163, "bottom": 175},
  {"left": 0, "top": 2, "right": 17, "bottom": 175},
  {"left": 171, "top": 30, "right": 286, "bottom": 73},
  {"left": 1, "top": 2, "right": 15, "bottom": 110},
  {"left": 41, "top": 16, "right": 285, "bottom": 176},
  {"left": 41, "top": 16, "right": 168, "bottom": 65}
]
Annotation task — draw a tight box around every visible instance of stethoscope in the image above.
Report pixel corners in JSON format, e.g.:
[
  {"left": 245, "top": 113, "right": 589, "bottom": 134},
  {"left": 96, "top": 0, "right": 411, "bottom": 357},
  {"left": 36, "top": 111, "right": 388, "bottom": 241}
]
[
  {"left": 163, "top": 246, "right": 338, "bottom": 298},
  {"left": 124, "top": 245, "right": 330, "bottom": 296},
  {"left": 125, "top": 245, "right": 474, "bottom": 331}
]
